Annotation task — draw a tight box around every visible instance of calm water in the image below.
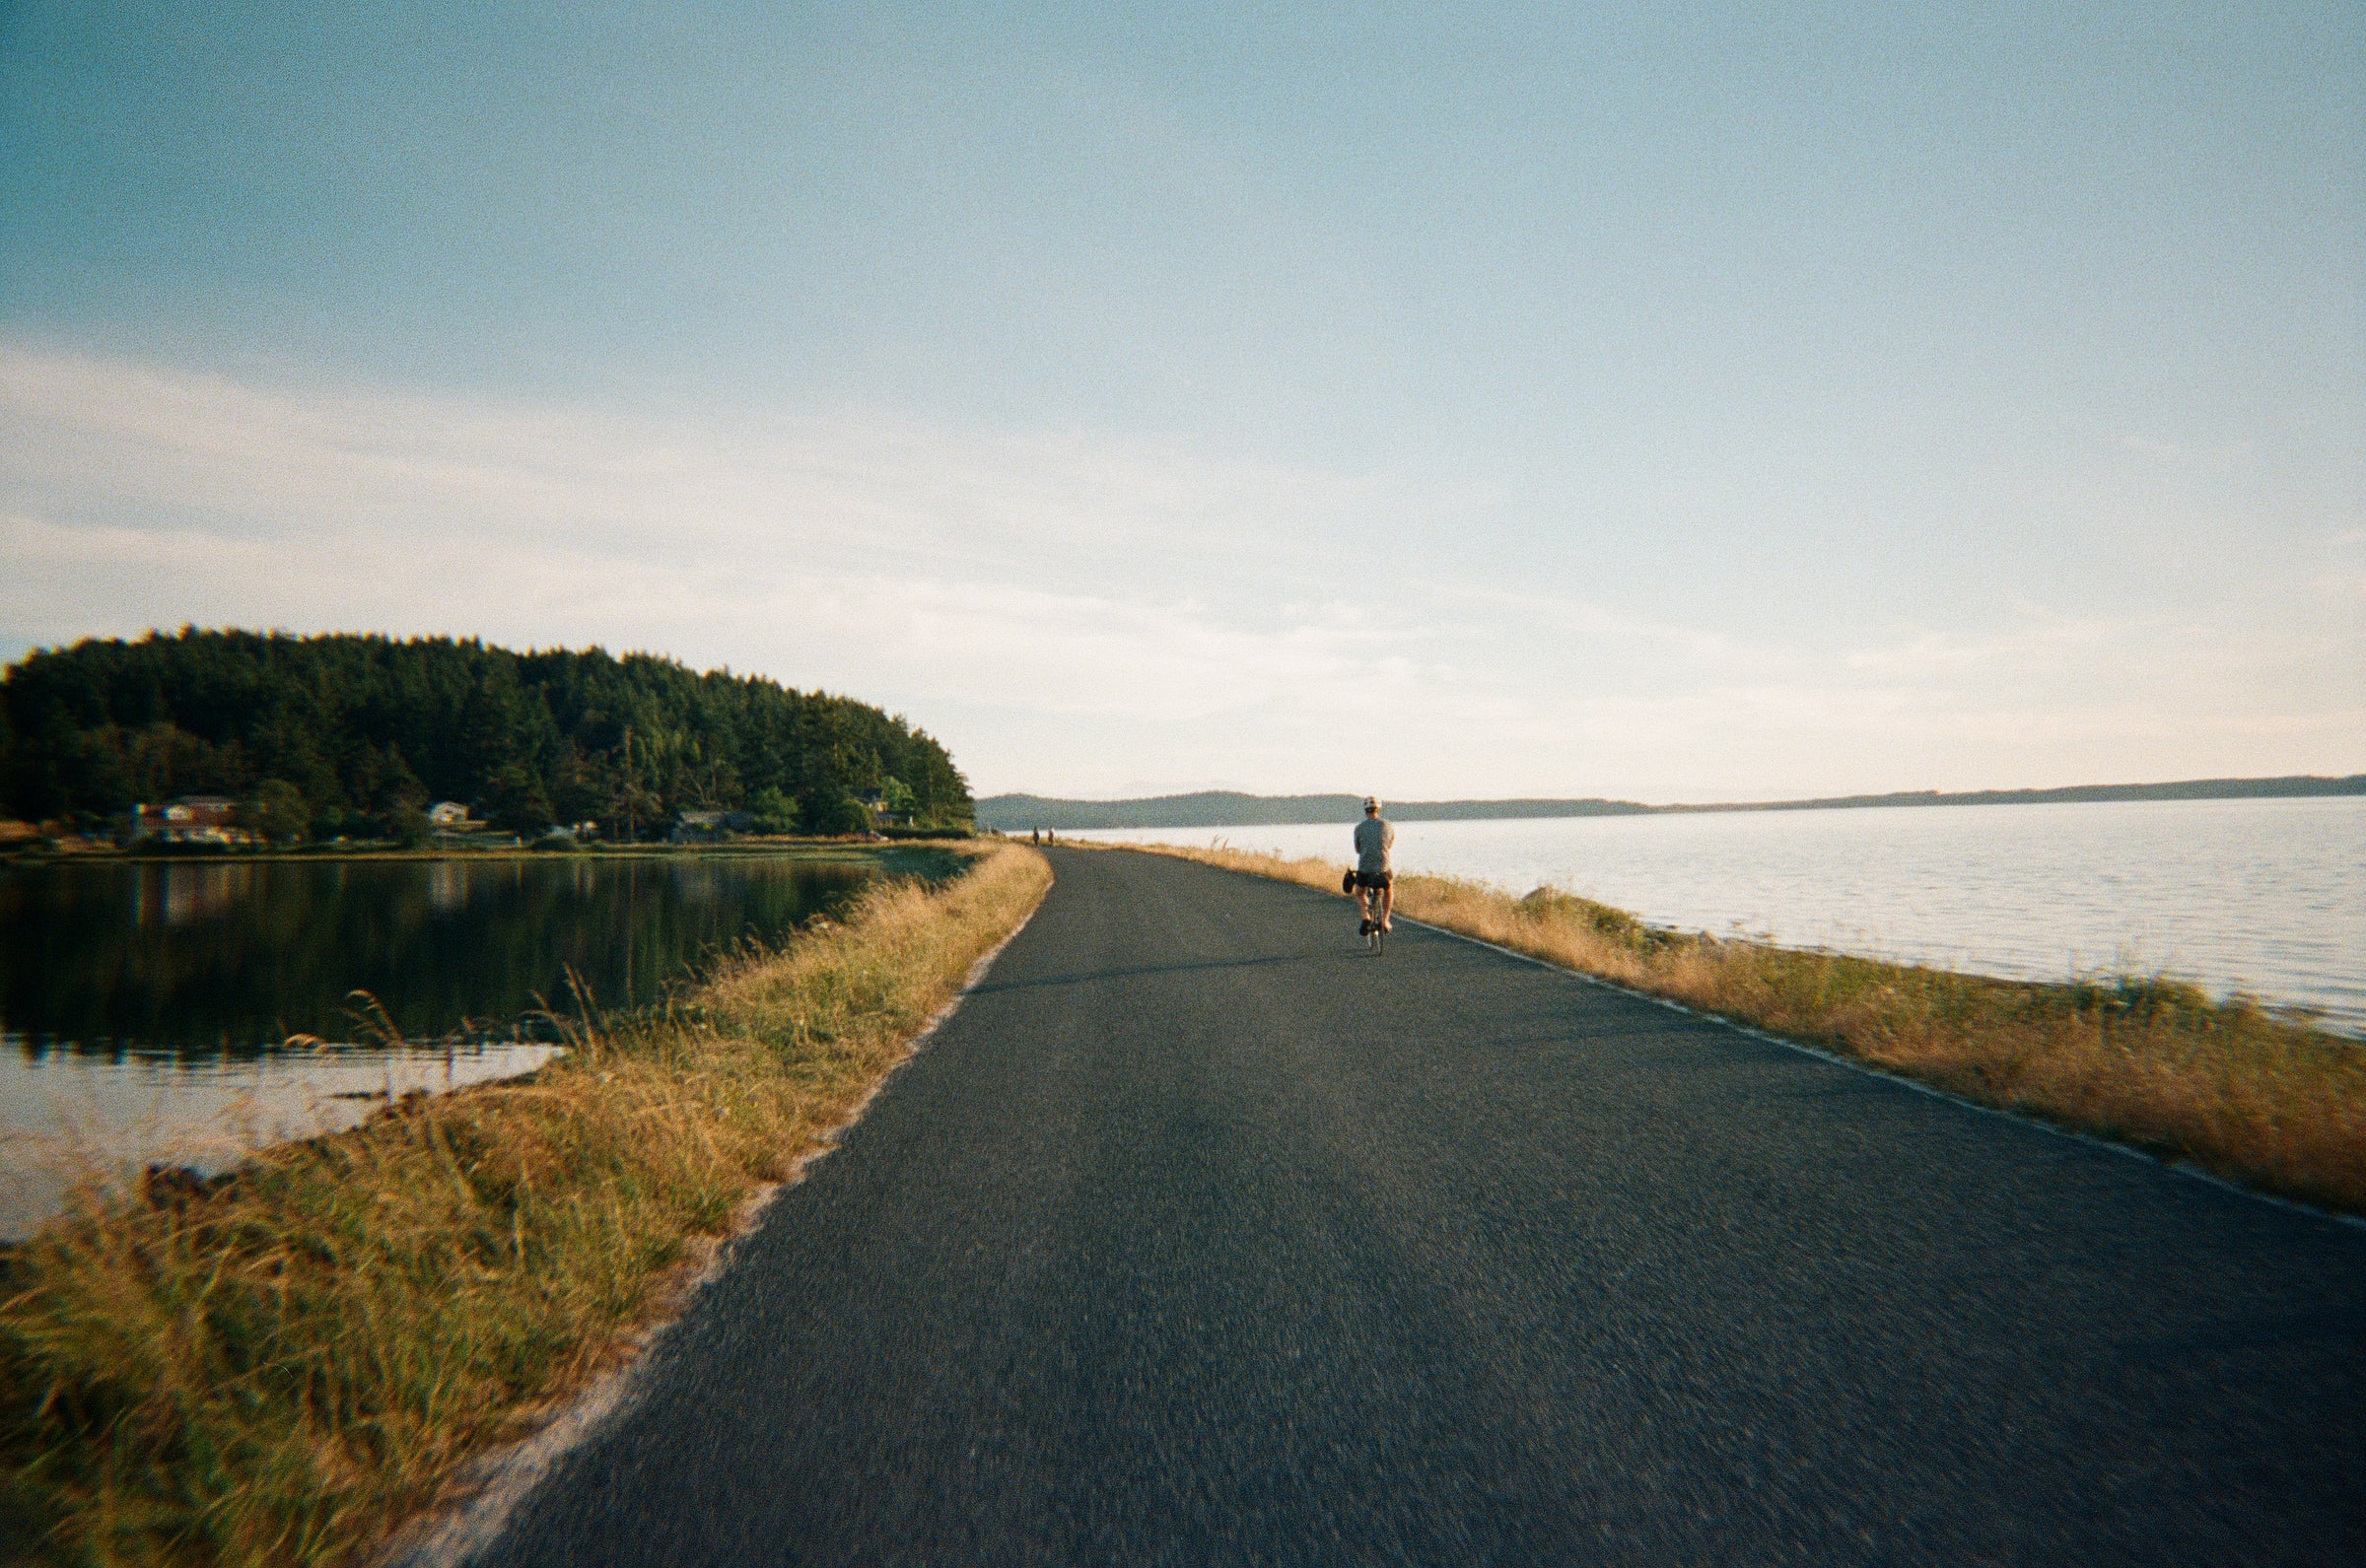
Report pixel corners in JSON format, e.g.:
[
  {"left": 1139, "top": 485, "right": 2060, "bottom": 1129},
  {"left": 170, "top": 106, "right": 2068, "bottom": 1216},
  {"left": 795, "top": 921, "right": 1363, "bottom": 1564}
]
[
  {"left": 0, "top": 1041, "right": 566, "bottom": 1239},
  {"left": 1077, "top": 796, "right": 2365, "bottom": 1036},
  {"left": 1, "top": 849, "right": 947, "bottom": 1236}
]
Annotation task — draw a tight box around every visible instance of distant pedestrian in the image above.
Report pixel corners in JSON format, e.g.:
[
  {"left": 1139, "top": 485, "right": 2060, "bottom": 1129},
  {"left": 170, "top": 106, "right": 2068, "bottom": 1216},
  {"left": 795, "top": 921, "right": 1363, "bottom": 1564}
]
[{"left": 1032, "top": 828, "right": 1040, "bottom": 846}]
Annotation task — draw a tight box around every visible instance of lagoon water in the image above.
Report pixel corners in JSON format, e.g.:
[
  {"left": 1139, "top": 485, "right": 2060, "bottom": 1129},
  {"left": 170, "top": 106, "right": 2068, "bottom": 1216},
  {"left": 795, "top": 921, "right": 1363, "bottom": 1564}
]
[
  {"left": 1075, "top": 795, "right": 2364, "bottom": 1037},
  {"left": 0, "top": 1040, "right": 564, "bottom": 1239},
  {"left": 1, "top": 849, "right": 941, "bottom": 1237}
]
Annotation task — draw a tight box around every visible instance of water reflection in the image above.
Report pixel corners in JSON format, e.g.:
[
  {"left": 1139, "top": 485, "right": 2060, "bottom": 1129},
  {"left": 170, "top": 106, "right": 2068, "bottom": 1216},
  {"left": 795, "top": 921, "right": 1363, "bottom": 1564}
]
[
  {"left": 0, "top": 848, "right": 954, "bottom": 1237},
  {"left": 0, "top": 1039, "right": 564, "bottom": 1239},
  {"left": 1, "top": 850, "right": 944, "bottom": 1057}
]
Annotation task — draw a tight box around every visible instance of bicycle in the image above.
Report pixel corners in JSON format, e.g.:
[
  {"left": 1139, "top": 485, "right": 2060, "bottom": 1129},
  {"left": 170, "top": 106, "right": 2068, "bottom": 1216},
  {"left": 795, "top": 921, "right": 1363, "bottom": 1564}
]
[{"left": 1345, "top": 871, "right": 1388, "bottom": 954}]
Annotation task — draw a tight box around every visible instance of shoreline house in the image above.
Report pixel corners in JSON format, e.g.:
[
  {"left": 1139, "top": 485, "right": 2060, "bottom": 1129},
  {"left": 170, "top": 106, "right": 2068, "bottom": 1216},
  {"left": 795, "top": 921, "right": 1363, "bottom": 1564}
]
[
  {"left": 132, "top": 796, "right": 249, "bottom": 846},
  {"left": 858, "top": 788, "right": 913, "bottom": 830},
  {"left": 671, "top": 809, "right": 753, "bottom": 843},
  {"left": 427, "top": 801, "right": 489, "bottom": 844}
]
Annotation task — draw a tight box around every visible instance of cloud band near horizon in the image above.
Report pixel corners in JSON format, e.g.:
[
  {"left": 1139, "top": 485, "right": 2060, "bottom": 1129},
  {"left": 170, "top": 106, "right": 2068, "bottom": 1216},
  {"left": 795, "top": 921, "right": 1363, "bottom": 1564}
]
[{"left": 3, "top": 342, "right": 2358, "bottom": 801}]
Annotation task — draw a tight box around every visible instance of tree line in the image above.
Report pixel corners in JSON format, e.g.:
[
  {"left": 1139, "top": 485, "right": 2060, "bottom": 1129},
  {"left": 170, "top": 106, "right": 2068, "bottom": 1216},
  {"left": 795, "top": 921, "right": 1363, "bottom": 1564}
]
[{"left": 0, "top": 630, "right": 972, "bottom": 841}]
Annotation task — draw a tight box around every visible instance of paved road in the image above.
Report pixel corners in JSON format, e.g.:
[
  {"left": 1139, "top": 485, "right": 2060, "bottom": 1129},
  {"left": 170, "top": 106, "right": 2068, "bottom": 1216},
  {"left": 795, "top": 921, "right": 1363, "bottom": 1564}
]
[{"left": 483, "top": 847, "right": 2364, "bottom": 1566}]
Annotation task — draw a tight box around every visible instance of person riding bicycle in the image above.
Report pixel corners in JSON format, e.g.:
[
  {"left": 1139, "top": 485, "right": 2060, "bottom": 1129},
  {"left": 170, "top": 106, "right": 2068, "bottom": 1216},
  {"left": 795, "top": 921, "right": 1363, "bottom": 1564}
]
[{"left": 1353, "top": 796, "right": 1395, "bottom": 933}]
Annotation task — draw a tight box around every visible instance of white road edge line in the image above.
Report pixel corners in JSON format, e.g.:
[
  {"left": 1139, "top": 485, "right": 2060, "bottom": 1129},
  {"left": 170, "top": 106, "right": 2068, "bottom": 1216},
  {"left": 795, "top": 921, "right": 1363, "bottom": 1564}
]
[
  {"left": 1388, "top": 912, "right": 2366, "bottom": 1234},
  {"left": 377, "top": 883, "right": 1052, "bottom": 1568}
]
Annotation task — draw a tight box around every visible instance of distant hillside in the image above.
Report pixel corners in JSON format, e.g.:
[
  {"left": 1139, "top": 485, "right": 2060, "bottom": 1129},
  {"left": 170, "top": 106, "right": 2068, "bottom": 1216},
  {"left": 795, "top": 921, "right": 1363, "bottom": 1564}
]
[
  {"left": 978, "top": 775, "right": 2365, "bottom": 832},
  {"left": 1656, "top": 776, "right": 2366, "bottom": 814},
  {"left": 975, "top": 791, "right": 1651, "bottom": 832}
]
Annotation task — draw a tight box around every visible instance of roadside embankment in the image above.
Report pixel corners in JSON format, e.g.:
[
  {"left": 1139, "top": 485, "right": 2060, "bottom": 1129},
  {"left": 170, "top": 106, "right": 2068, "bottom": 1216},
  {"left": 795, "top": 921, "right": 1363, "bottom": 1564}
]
[
  {"left": 1117, "top": 843, "right": 2366, "bottom": 1217},
  {"left": 0, "top": 843, "right": 1051, "bottom": 1568}
]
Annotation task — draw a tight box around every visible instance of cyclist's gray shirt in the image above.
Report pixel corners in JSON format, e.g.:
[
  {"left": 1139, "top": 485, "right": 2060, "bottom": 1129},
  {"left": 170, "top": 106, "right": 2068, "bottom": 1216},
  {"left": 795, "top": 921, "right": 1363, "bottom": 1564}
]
[{"left": 1354, "top": 816, "right": 1395, "bottom": 875}]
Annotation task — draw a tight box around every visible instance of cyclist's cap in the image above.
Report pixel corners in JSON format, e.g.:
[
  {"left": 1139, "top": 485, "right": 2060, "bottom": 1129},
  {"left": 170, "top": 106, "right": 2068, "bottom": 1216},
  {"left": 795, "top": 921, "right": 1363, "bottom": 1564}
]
[{"left": 1362, "top": 795, "right": 1380, "bottom": 811}]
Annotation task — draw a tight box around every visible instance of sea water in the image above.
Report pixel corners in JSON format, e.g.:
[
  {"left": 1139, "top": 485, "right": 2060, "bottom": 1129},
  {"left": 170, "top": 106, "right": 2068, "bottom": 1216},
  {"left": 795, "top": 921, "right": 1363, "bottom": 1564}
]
[{"left": 1074, "top": 795, "right": 2364, "bottom": 1037}]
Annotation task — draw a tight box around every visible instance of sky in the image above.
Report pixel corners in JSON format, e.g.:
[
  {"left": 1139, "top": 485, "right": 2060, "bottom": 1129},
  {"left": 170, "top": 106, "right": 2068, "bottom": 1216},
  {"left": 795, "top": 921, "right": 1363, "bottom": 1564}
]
[{"left": 1, "top": 1, "right": 2359, "bottom": 802}]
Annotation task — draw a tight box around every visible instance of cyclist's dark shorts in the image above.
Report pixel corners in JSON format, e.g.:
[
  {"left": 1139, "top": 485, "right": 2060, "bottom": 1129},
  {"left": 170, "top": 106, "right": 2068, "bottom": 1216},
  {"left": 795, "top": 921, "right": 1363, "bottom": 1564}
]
[{"left": 1354, "top": 870, "right": 1393, "bottom": 890}]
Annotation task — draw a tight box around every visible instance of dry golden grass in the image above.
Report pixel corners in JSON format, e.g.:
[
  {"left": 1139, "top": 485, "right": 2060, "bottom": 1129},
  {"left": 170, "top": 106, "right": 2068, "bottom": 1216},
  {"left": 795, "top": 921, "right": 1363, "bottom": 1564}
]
[
  {"left": 1118, "top": 842, "right": 2366, "bottom": 1216},
  {"left": 0, "top": 844, "right": 1051, "bottom": 1568}
]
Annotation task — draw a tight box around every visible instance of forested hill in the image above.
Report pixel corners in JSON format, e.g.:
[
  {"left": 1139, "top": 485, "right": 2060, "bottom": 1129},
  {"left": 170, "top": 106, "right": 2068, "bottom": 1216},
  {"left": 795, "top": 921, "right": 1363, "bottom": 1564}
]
[{"left": 0, "top": 631, "right": 970, "bottom": 839}]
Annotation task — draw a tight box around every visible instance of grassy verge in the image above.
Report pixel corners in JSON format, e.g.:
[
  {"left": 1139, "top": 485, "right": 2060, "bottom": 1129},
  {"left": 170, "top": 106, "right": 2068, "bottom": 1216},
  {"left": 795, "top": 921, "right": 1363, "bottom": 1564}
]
[
  {"left": 0, "top": 843, "right": 1051, "bottom": 1567},
  {"left": 1117, "top": 842, "right": 2366, "bottom": 1216}
]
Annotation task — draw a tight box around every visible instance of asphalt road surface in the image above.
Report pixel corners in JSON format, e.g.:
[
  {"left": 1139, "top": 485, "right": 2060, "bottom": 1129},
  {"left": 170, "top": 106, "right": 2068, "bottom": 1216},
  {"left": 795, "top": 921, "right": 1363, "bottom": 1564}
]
[{"left": 481, "top": 846, "right": 2364, "bottom": 1566}]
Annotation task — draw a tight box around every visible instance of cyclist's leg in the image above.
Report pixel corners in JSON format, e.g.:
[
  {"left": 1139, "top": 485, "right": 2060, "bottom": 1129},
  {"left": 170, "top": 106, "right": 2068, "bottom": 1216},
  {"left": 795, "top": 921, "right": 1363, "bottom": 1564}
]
[{"left": 1379, "top": 875, "right": 1394, "bottom": 930}]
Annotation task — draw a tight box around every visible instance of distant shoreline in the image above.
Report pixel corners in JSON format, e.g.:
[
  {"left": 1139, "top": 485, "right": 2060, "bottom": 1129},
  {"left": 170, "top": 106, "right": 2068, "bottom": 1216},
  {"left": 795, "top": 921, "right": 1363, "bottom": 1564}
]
[{"left": 977, "top": 774, "right": 2366, "bottom": 832}]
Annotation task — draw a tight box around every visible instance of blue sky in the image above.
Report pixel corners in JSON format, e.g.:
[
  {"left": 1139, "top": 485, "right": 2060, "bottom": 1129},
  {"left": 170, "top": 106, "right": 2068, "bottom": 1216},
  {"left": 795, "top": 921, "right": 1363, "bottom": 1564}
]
[{"left": 2, "top": 2, "right": 2358, "bottom": 799}]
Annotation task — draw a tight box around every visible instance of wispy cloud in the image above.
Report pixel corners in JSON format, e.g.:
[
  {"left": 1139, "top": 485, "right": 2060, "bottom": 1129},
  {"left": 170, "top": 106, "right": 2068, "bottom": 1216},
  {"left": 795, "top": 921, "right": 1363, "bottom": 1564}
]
[
  {"left": 0, "top": 343, "right": 1366, "bottom": 576},
  {"left": 0, "top": 343, "right": 1427, "bottom": 759},
  {"left": 3, "top": 343, "right": 2357, "bottom": 798}
]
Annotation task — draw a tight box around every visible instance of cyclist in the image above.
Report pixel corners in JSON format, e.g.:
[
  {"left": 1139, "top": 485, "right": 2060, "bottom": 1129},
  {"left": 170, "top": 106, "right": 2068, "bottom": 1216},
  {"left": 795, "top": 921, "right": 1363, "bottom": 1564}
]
[{"left": 1353, "top": 795, "right": 1395, "bottom": 934}]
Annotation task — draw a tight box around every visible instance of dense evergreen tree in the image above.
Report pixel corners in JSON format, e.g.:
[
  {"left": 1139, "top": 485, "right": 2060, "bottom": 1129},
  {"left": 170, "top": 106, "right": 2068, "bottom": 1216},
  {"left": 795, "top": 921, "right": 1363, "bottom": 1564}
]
[{"left": 0, "top": 630, "right": 972, "bottom": 838}]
